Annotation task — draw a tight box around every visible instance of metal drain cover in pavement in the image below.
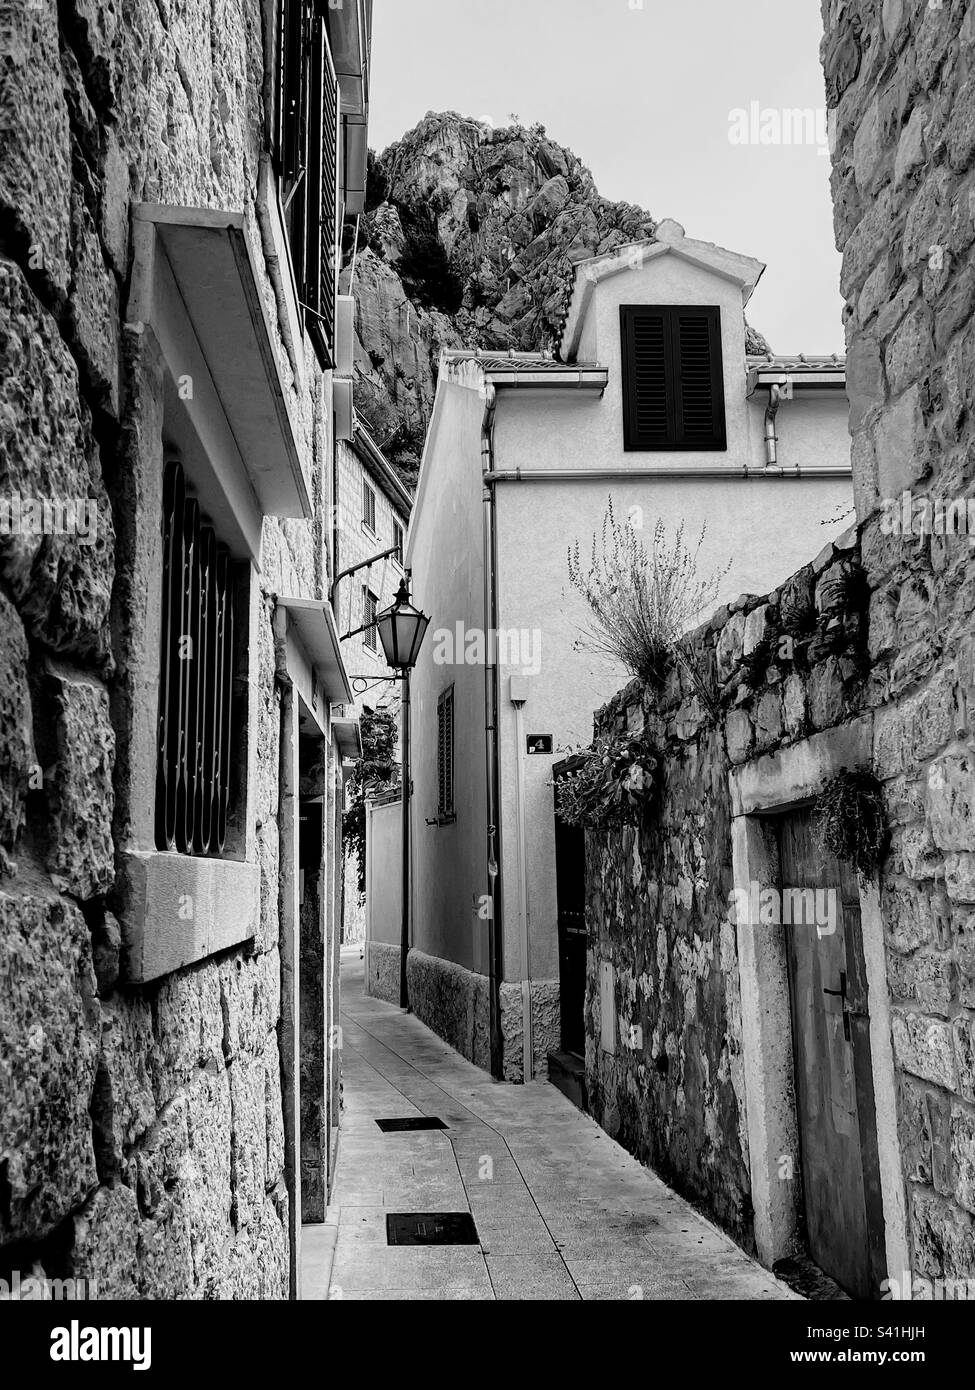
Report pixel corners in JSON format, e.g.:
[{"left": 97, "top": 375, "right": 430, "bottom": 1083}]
[
  {"left": 375, "top": 1116, "right": 448, "bottom": 1132},
  {"left": 386, "top": 1212, "right": 479, "bottom": 1246}
]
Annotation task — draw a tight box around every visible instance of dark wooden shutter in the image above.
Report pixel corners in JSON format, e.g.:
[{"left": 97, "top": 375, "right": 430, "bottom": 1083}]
[
  {"left": 621, "top": 307, "right": 672, "bottom": 448},
  {"left": 673, "top": 309, "right": 726, "bottom": 447},
  {"left": 278, "top": 0, "right": 305, "bottom": 181},
  {"left": 620, "top": 305, "right": 726, "bottom": 451},
  {"left": 306, "top": 15, "right": 339, "bottom": 364}
]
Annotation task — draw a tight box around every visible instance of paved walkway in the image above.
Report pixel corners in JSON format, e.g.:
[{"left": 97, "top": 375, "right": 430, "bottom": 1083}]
[{"left": 302, "top": 951, "right": 797, "bottom": 1301}]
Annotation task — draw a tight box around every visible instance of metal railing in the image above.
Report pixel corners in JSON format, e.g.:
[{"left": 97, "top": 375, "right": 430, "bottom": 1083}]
[{"left": 155, "top": 460, "right": 236, "bottom": 856}]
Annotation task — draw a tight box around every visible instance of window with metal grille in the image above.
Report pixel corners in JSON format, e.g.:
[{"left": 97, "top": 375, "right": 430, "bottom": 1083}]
[
  {"left": 362, "top": 478, "right": 377, "bottom": 532},
  {"left": 274, "top": 2, "right": 340, "bottom": 367},
  {"left": 155, "top": 459, "right": 237, "bottom": 857},
  {"left": 620, "top": 305, "right": 726, "bottom": 451},
  {"left": 437, "top": 686, "right": 454, "bottom": 820},
  {"left": 363, "top": 588, "right": 378, "bottom": 650}
]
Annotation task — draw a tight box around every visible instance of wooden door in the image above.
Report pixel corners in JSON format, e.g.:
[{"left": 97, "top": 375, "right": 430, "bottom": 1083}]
[
  {"left": 777, "top": 807, "right": 886, "bottom": 1300},
  {"left": 553, "top": 782, "right": 587, "bottom": 1057}
]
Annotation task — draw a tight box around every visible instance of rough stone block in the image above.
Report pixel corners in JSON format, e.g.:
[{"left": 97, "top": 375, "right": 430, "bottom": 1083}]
[
  {"left": 0, "top": 261, "right": 114, "bottom": 662},
  {"left": 0, "top": 890, "right": 100, "bottom": 1242},
  {"left": 910, "top": 1187, "right": 975, "bottom": 1280},
  {"left": 891, "top": 1010, "right": 958, "bottom": 1090},
  {"left": 955, "top": 1015, "right": 975, "bottom": 1102},
  {"left": 873, "top": 384, "right": 927, "bottom": 497},
  {"left": 808, "top": 657, "right": 846, "bottom": 730},
  {"left": 0, "top": 0, "right": 71, "bottom": 299},
  {"left": 0, "top": 591, "right": 34, "bottom": 861},
  {"left": 229, "top": 1056, "right": 266, "bottom": 1231},
  {"left": 886, "top": 947, "right": 952, "bottom": 1013},
  {"left": 44, "top": 665, "right": 116, "bottom": 898},
  {"left": 951, "top": 1105, "right": 975, "bottom": 1215},
  {"left": 66, "top": 186, "right": 121, "bottom": 415},
  {"left": 927, "top": 748, "right": 975, "bottom": 852},
  {"left": 69, "top": 1183, "right": 141, "bottom": 1298},
  {"left": 152, "top": 963, "right": 225, "bottom": 1102},
  {"left": 946, "top": 853, "right": 975, "bottom": 903},
  {"left": 725, "top": 709, "right": 753, "bottom": 765},
  {"left": 716, "top": 611, "right": 746, "bottom": 681}
]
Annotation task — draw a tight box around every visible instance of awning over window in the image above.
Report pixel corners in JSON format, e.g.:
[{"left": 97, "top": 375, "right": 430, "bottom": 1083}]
[
  {"left": 128, "top": 205, "right": 310, "bottom": 529},
  {"left": 277, "top": 596, "right": 355, "bottom": 707}
]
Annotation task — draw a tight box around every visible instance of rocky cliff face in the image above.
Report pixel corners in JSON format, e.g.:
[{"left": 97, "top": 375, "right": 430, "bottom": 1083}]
[
  {"left": 350, "top": 112, "right": 769, "bottom": 489},
  {"left": 349, "top": 112, "right": 662, "bottom": 486}
]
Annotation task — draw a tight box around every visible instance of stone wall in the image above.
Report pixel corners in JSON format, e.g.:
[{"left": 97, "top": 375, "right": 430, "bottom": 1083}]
[
  {"left": 586, "top": 530, "right": 872, "bottom": 1251},
  {"left": 821, "top": 0, "right": 975, "bottom": 1283},
  {"left": 406, "top": 948, "right": 492, "bottom": 1072},
  {"left": 0, "top": 0, "right": 331, "bottom": 1297}
]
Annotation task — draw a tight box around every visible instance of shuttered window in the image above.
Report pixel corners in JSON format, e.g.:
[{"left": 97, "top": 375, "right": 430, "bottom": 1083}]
[
  {"left": 363, "top": 589, "right": 378, "bottom": 651},
  {"left": 274, "top": 2, "right": 340, "bottom": 367},
  {"left": 620, "top": 305, "right": 726, "bottom": 451},
  {"left": 437, "top": 686, "right": 454, "bottom": 820},
  {"left": 305, "top": 15, "right": 339, "bottom": 364}
]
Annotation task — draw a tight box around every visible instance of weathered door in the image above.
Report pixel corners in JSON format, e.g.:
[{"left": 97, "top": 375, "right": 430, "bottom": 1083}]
[
  {"left": 554, "top": 782, "right": 587, "bottom": 1056},
  {"left": 777, "top": 807, "right": 886, "bottom": 1300}
]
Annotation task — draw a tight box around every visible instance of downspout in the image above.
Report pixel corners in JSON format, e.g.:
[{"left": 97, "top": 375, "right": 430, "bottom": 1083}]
[
  {"left": 481, "top": 383, "right": 504, "bottom": 1079},
  {"left": 764, "top": 382, "right": 786, "bottom": 468}
]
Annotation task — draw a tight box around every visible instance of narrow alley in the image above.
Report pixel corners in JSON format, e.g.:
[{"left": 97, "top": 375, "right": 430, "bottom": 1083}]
[{"left": 303, "top": 952, "right": 796, "bottom": 1301}]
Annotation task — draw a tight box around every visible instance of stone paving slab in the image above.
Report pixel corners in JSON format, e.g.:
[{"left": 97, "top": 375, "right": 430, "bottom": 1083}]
[{"left": 301, "top": 955, "right": 798, "bottom": 1303}]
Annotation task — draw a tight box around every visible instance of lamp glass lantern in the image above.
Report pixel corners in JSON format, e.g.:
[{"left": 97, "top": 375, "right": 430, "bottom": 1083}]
[{"left": 376, "top": 579, "right": 430, "bottom": 670}]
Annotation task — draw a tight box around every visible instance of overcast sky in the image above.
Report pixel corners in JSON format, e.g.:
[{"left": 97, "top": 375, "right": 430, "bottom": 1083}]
[{"left": 370, "top": 0, "right": 845, "bottom": 356}]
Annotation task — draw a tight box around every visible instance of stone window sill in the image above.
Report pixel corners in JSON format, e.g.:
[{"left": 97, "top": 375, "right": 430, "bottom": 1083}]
[{"left": 119, "top": 850, "right": 260, "bottom": 984}]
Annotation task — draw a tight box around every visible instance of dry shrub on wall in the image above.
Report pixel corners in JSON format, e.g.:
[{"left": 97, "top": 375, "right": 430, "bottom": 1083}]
[
  {"left": 814, "top": 768, "right": 889, "bottom": 881},
  {"left": 567, "top": 497, "right": 730, "bottom": 695}
]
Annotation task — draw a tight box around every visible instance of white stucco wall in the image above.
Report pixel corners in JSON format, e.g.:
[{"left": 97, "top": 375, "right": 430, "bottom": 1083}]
[
  {"left": 407, "top": 382, "right": 490, "bottom": 975},
  {"left": 365, "top": 798, "right": 402, "bottom": 947}
]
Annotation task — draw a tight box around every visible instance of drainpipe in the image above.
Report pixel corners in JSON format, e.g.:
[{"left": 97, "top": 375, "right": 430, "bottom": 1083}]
[
  {"left": 481, "top": 383, "right": 504, "bottom": 1079},
  {"left": 764, "top": 382, "right": 787, "bottom": 468},
  {"left": 509, "top": 679, "right": 533, "bottom": 1081}
]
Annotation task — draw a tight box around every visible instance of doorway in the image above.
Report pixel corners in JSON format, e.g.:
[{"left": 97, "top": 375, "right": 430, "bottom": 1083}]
[
  {"left": 727, "top": 719, "right": 909, "bottom": 1295},
  {"left": 553, "top": 759, "right": 587, "bottom": 1057},
  {"left": 776, "top": 806, "right": 886, "bottom": 1299}
]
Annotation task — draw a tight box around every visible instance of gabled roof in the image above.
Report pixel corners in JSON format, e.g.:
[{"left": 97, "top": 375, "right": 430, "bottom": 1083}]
[{"left": 559, "top": 219, "right": 766, "bottom": 362}]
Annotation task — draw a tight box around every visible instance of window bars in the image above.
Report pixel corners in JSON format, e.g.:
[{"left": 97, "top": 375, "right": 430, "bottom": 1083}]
[
  {"left": 437, "top": 686, "right": 454, "bottom": 819},
  {"left": 155, "top": 460, "right": 236, "bottom": 857}
]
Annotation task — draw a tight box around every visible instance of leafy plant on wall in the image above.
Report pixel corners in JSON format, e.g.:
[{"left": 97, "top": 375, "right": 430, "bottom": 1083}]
[
  {"left": 344, "top": 706, "right": 401, "bottom": 897},
  {"left": 554, "top": 729, "right": 658, "bottom": 831}
]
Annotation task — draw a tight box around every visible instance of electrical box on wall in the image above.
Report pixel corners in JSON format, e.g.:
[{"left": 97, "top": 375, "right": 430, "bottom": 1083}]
[{"left": 509, "top": 675, "right": 530, "bottom": 704}]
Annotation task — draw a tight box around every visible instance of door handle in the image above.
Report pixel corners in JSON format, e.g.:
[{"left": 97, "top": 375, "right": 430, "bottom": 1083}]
[{"left": 823, "top": 972, "right": 852, "bottom": 1042}]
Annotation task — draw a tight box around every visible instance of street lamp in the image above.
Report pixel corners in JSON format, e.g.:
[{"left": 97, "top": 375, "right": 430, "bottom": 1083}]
[{"left": 376, "top": 577, "right": 430, "bottom": 1010}]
